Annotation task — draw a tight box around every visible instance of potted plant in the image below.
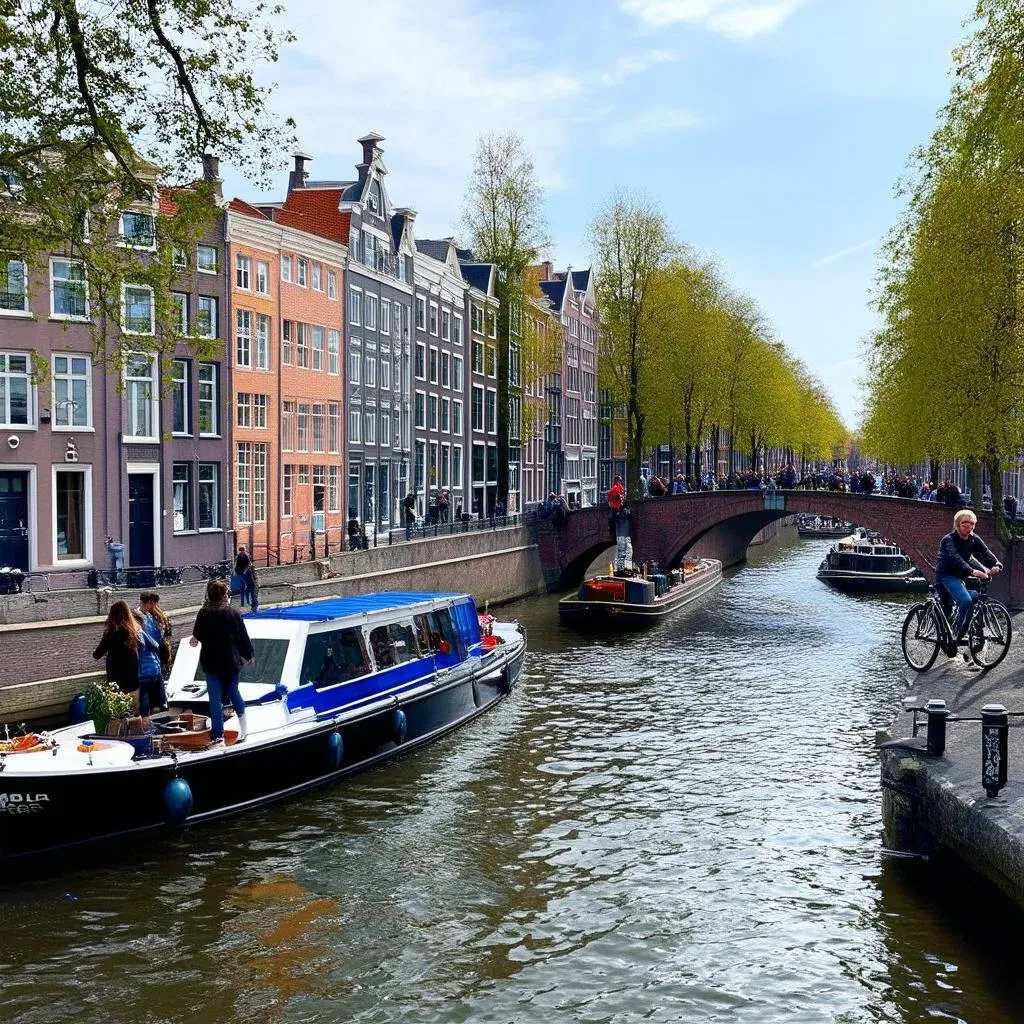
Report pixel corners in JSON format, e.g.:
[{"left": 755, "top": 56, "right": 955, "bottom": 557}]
[{"left": 84, "top": 681, "right": 135, "bottom": 736}]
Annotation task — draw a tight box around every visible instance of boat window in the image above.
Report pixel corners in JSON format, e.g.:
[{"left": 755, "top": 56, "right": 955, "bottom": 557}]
[
  {"left": 301, "top": 627, "right": 370, "bottom": 688},
  {"left": 369, "top": 621, "right": 419, "bottom": 668},
  {"left": 193, "top": 637, "right": 290, "bottom": 685},
  {"left": 414, "top": 610, "right": 457, "bottom": 655}
]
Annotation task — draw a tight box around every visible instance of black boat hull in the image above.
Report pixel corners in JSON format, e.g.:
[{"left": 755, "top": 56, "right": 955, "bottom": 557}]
[{"left": 816, "top": 570, "right": 929, "bottom": 594}]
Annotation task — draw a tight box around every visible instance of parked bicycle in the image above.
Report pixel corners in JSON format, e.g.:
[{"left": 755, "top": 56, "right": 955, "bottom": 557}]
[{"left": 901, "top": 580, "right": 1012, "bottom": 671}]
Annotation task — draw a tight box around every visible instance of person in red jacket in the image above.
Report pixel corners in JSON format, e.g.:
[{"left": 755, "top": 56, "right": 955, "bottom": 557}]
[{"left": 607, "top": 475, "right": 624, "bottom": 511}]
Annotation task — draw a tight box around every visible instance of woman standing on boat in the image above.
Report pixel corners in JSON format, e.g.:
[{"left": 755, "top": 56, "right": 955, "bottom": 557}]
[
  {"left": 188, "top": 579, "right": 254, "bottom": 745},
  {"left": 93, "top": 600, "right": 160, "bottom": 709}
]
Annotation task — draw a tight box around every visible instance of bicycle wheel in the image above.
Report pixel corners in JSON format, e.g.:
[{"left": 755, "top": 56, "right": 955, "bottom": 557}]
[
  {"left": 969, "top": 601, "right": 1013, "bottom": 670},
  {"left": 902, "top": 603, "right": 941, "bottom": 671}
]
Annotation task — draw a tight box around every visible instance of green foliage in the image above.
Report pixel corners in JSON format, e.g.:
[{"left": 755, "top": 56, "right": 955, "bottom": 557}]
[{"left": 85, "top": 680, "right": 134, "bottom": 725}]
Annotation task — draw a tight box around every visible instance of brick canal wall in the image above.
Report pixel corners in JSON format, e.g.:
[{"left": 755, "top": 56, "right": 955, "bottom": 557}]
[{"left": 0, "top": 525, "right": 544, "bottom": 720}]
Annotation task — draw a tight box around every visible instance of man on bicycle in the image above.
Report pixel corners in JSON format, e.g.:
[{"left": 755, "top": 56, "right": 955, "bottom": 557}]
[{"left": 935, "top": 509, "right": 1002, "bottom": 643}]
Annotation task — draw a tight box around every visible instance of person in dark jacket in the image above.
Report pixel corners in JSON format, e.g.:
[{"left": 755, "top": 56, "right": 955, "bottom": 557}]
[
  {"left": 234, "top": 545, "right": 256, "bottom": 609},
  {"left": 189, "top": 579, "right": 254, "bottom": 744},
  {"left": 935, "top": 509, "right": 1002, "bottom": 640},
  {"left": 403, "top": 491, "right": 417, "bottom": 541},
  {"left": 93, "top": 600, "right": 160, "bottom": 709},
  {"left": 134, "top": 601, "right": 165, "bottom": 716}
]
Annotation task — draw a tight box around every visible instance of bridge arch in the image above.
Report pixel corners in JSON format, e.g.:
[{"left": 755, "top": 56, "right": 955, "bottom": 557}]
[{"left": 535, "top": 491, "right": 1018, "bottom": 606}]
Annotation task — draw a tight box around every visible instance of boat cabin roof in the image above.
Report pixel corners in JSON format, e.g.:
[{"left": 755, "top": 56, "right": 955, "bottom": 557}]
[{"left": 247, "top": 592, "right": 468, "bottom": 623}]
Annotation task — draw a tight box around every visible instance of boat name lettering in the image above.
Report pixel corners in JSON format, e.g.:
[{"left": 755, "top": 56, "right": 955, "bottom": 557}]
[{"left": 0, "top": 793, "right": 49, "bottom": 814}]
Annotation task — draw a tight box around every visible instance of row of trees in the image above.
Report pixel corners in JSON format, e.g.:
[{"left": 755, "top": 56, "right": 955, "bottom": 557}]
[
  {"left": 592, "top": 194, "right": 848, "bottom": 493},
  {"left": 862, "top": 0, "right": 1024, "bottom": 534}
]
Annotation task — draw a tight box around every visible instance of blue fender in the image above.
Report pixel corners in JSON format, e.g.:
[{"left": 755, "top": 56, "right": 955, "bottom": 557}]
[
  {"left": 327, "top": 730, "right": 344, "bottom": 770},
  {"left": 163, "top": 777, "right": 193, "bottom": 825},
  {"left": 392, "top": 708, "right": 407, "bottom": 745},
  {"left": 68, "top": 694, "right": 89, "bottom": 725}
]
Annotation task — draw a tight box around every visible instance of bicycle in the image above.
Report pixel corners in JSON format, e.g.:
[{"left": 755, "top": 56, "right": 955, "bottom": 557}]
[{"left": 901, "top": 579, "right": 1012, "bottom": 672}]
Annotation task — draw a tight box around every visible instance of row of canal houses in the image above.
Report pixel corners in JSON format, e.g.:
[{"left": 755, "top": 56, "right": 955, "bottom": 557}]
[{"left": 0, "top": 134, "right": 602, "bottom": 574}]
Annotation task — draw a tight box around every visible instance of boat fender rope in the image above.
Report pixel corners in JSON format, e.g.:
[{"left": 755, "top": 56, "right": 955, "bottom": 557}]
[
  {"left": 163, "top": 777, "right": 193, "bottom": 825},
  {"left": 327, "top": 730, "right": 344, "bottom": 771},
  {"left": 392, "top": 708, "right": 407, "bottom": 745}
]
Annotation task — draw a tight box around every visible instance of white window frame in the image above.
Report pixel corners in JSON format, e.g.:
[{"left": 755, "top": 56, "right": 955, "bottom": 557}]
[
  {"left": 366, "top": 294, "right": 377, "bottom": 331},
  {"left": 169, "top": 358, "right": 188, "bottom": 436},
  {"left": 0, "top": 351, "right": 36, "bottom": 428},
  {"left": 256, "top": 260, "right": 270, "bottom": 295},
  {"left": 198, "top": 462, "right": 220, "bottom": 530},
  {"left": 51, "top": 353, "right": 92, "bottom": 430},
  {"left": 429, "top": 301, "right": 439, "bottom": 336},
  {"left": 196, "top": 295, "right": 218, "bottom": 340},
  {"left": 0, "top": 256, "right": 29, "bottom": 316},
  {"left": 119, "top": 210, "right": 155, "bottom": 250},
  {"left": 123, "top": 352, "right": 158, "bottom": 441},
  {"left": 196, "top": 244, "right": 219, "bottom": 274},
  {"left": 51, "top": 464, "right": 93, "bottom": 568},
  {"left": 312, "top": 263, "right": 322, "bottom": 291},
  {"left": 198, "top": 362, "right": 219, "bottom": 437},
  {"left": 122, "top": 284, "right": 155, "bottom": 336},
  {"left": 297, "top": 257, "right": 308, "bottom": 287},
  {"left": 327, "top": 269, "right": 338, "bottom": 300},
  {"left": 255, "top": 314, "right": 270, "bottom": 370},
  {"left": 328, "top": 329, "right": 340, "bottom": 375},
  {"left": 350, "top": 286, "right": 362, "bottom": 325},
  {"left": 236, "top": 308, "right": 252, "bottom": 368},
  {"left": 281, "top": 254, "right": 293, "bottom": 283},
  {"left": 235, "top": 253, "right": 252, "bottom": 291}
]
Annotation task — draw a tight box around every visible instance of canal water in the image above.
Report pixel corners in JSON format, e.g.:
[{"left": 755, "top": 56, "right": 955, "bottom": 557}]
[{"left": 3, "top": 531, "right": 1024, "bottom": 1024}]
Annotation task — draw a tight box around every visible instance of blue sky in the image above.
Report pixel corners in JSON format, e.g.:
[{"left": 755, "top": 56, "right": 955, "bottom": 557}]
[{"left": 222, "top": 0, "right": 975, "bottom": 430}]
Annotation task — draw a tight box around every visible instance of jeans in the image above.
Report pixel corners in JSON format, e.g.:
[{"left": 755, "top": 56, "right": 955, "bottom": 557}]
[
  {"left": 937, "top": 574, "right": 976, "bottom": 638},
  {"left": 205, "top": 669, "right": 246, "bottom": 740},
  {"left": 405, "top": 518, "right": 414, "bottom": 541},
  {"left": 138, "top": 674, "right": 164, "bottom": 716}
]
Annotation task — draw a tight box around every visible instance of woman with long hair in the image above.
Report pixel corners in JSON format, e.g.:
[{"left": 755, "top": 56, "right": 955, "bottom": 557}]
[
  {"left": 93, "top": 599, "right": 146, "bottom": 703},
  {"left": 189, "top": 578, "right": 254, "bottom": 745}
]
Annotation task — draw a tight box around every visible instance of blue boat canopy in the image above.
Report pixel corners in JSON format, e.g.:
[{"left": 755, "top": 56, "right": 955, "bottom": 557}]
[{"left": 246, "top": 592, "right": 469, "bottom": 622}]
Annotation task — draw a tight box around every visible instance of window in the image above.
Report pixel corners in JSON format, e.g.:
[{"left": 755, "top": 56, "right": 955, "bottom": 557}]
[
  {"left": 237, "top": 444, "right": 251, "bottom": 523},
  {"left": 312, "top": 263, "right": 322, "bottom": 291},
  {"left": 349, "top": 408, "right": 361, "bottom": 443},
  {"left": 328, "top": 402, "right": 340, "bottom": 453},
  {"left": 380, "top": 355, "right": 391, "bottom": 390},
  {"left": 366, "top": 294, "right": 377, "bottom": 331},
  {"left": 236, "top": 254, "right": 252, "bottom": 290},
  {"left": 327, "top": 269, "right": 337, "bottom": 300},
  {"left": 125, "top": 353, "right": 157, "bottom": 438},
  {"left": 329, "top": 465, "right": 340, "bottom": 512},
  {"left": 487, "top": 344, "right": 498, "bottom": 378},
  {"left": 196, "top": 244, "right": 218, "bottom": 273},
  {"left": 415, "top": 442, "right": 425, "bottom": 489},
  {"left": 296, "top": 322, "right": 309, "bottom": 368},
  {"left": 472, "top": 305, "right": 483, "bottom": 333},
  {"left": 282, "top": 320, "right": 293, "bottom": 364},
  {"left": 256, "top": 261, "right": 269, "bottom": 295},
  {"left": 303, "top": 626, "right": 370, "bottom": 687},
  {"left": 236, "top": 309, "right": 252, "bottom": 367},
  {"left": 363, "top": 354, "right": 375, "bottom": 388},
  {"left": 172, "top": 246, "right": 187, "bottom": 270},
  {"left": 198, "top": 464, "right": 219, "bottom": 529},
  {"left": 441, "top": 443, "right": 451, "bottom": 486},
  {"left": 381, "top": 410, "right": 391, "bottom": 446},
  {"left": 283, "top": 464, "right": 294, "bottom": 516},
  {"left": 55, "top": 470, "right": 87, "bottom": 559},
  {"left": 453, "top": 355, "right": 464, "bottom": 391},
  {"left": 52, "top": 354, "right": 90, "bottom": 428},
  {"left": 173, "top": 463, "right": 193, "bottom": 531},
  {"left": 364, "top": 410, "right": 375, "bottom": 444},
  {"left": 473, "top": 341, "right": 484, "bottom": 375},
  {"left": 312, "top": 403, "right": 325, "bottom": 452},
  {"left": 349, "top": 349, "right": 361, "bottom": 384},
  {"left": 429, "top": 395, "right": 438, "bottom": 430},
  {"left": 236, "top": 392, "right": 251, "bottom": 429},
  {"left": 297, "top": 402, "right": 309, "bottom": 451},
  {"left": 441, "top": 351, "right": 451, "bottom": 389},
  {"left": 0, "top": 257, "right": 27, "bottom": 312},
  {"left": 253, "top": 394, "right": 268, "bottom": 429},
  {"left": 121, "top": 211, "right": 154, "bottom": 248},
  {"left": 123, "top": 285, "right": 154, "bottom": 335},
  {"left": 442, "top": 309, "right": 451, "bottom": 341},
  {"left": 415, "top": 342, "right": 426, "bottom": 380},
  {"left": 381, "top": 300, "right": 390, "bottom": 335},
  {"left": 487, "top": 309, "right": 497, "bottom": 338},
  {"left": 416, "top": 296, "right": 426, "bottom": 329},
  {"left": 429, "top": 302, "right": 438, "bottom": 336},
  {"left": 256, "top": 314, "right": 270, "bottom": 370},
  {"left": 0, "top": 353, "right": 32, "bottom": 426},
  {"left": 453, "top": 314, "right": 463, "bottom": 346},
  {"left": 282, "top": 401, "right": 295, "bottom": 451},
  {"left": 50, "top": 258, "right": 87, "bottom": 317},
  {"left": 198, "top": 363, "right": 218, "bottom": 435},
  {"left": 171, "top": 292, "right": 188, "bottom": 334},
  {"left": 452, "top": 400, "right": 463, "bottom": 436},
  {"left": 363, "top": 232, "right": 376, "bottom": 269},
  {"left": 253, "top": 443, "right": 267, "bottom": 521},
  {"left": 415, "top": 390, "right": 426, "bottom": 429},
  {"left": 429, "top": 347, "right": 438, "bottom": 384},
  {"left": 312, "top": 325, "right": 325, "bottom": 371},
  {"left": 472, "top": 385, "right": 484, "bottom": 431},
  {"left": 441, "top": 397, "right": 450, "bottom": 433},
  {"left": 297, "top": 257, "right": 308, "bottom": 287},
  {"left": 299, "top": 464, "right": 310, "bottom": 484},
  {"left": 196, "top": 296, "right": 217, "bottom": 339},
  {"left": 281, "top": 255, "right": 292, "bottom": 282},
  {"left": 486, "top": 389, "right": 497, "bottom": 433},
  {"left": 170, "top": 359, "right": 188, "bottom": 434},
  {"left": 350, "top": 227, "right": 360, "bottom": 258},
  {"left": 328, "top": 329, "right": 340, "bottom": 375},
  {"left": 453, "top": 446, "right": 463, "bottom": 488},
  {"left": 349, "top": 287, "right": 362, "bottom": 325}
]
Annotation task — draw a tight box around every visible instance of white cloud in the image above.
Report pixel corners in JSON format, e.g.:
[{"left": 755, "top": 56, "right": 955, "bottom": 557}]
[
  {"left": 621, "top": 0, "right": 804, "bottom": 38},
  {"left": 600, "top": 106, "right": 704, "bottom": 148},
  {"left": 598, "top": 49, "right": 680, "bottom": 86},
  {"left": 811, "top": 237, "right": 875, "bottom": 268}
]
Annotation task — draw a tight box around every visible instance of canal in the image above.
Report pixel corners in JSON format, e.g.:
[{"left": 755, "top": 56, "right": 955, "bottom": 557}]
[{"left": 3, "top": 531, "right": 1024, "bottom": 1023}]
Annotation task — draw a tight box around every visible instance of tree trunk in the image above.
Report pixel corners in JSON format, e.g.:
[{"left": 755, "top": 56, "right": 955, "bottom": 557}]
[
  {"left": 967, "top": 459, "right": 983, "bottom": 512},
  {"left": 987, "top": 456, "right": 1009, "bottom": 543}
]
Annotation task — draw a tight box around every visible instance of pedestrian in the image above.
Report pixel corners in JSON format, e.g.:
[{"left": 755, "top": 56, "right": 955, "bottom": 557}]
[
  {"left": 136, "top": 592, "right": 168, "bottom": 713},
  {"left": 347, "top": 510, "right": 362, "bottom": 550},
  {"left": 93, "top": 599, "right": 160, "bottom": 713},
  {"left": 404, "top": 491, "right": 417, "bottom": 541},
  {"left": 188, "top": 579, "right": 253, "bottom": 745},
  {"left": 233, "top": 545, "right": 253, "bottom": 608}
]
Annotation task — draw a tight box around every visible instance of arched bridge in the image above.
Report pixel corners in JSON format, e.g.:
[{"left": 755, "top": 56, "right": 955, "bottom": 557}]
[{"left": 535, "top": 491, "right": 1021, "bottom": 607}]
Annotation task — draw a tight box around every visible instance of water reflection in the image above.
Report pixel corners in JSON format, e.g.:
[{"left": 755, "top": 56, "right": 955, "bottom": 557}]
[{"left": 1, "top": 533, "right": 1022, "bottom": 1023}]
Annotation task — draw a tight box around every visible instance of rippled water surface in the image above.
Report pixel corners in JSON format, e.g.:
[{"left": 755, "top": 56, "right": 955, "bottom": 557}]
[{"left": 4, "top": 532, "right": 1024, "bottom": 1024}]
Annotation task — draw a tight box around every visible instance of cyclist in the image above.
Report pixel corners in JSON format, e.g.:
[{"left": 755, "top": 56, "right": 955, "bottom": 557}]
[{"left": 935, "top": 508, "right": 1002, "bottom": 646}]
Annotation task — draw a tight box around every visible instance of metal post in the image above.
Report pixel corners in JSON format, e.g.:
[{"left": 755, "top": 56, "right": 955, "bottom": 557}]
[
  {"left": 982, "top": 703, "right": 1009, "bottom": 798},
  {"left": 926, "top": 699, "right": 949, "bottom": 756}
]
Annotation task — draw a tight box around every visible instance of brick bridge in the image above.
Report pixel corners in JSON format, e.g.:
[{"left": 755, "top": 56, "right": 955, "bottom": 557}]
[{"left": 535, "top": 491, "right": 1022, "bottom": 607}]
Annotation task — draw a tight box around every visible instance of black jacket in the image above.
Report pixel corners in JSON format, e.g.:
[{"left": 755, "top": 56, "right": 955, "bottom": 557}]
[
  {"left": 191, "top": 604, "right": 254, "bottom": 680},
  {"left": 936, "top": 530, "right": 1000, "bottom": 580},
  {"left": 93, "top": 626, "right": 140, "bottom": 692}
]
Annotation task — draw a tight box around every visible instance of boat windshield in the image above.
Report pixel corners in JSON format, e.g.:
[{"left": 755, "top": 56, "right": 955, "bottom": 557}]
[{"left": 193, "top": 637, "right": 290, "bottom": 686}]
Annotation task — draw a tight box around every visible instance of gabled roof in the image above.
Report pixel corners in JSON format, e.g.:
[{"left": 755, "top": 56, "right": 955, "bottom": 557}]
[
  {"left": 275, "top": 187, "right": 351, "bottom": 244},
  {"left": 459, "top": 262, "right": 494, "bottom": 293},
  {"left": 415, "top": 239, "right": 451, "bottom": 262},
  {"left": 539, "top": 278, "right": 566, "bottom": 310},
  {"left": 227, "top": 197, "right": 270, "bottom": 220}
]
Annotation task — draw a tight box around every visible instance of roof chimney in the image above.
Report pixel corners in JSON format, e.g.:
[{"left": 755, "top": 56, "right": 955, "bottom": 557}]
[
  {"left": 541, "top": 260, "right": 554, "bottom": 281},
  {"left": 201, "top": 153, "right": 222, "bottom": 202},
  {"left": 356, "top": 133, "right": 386, "bottom": 189},
  {"left": 288, "top": 152, "right": 311, "bottom": 193}
]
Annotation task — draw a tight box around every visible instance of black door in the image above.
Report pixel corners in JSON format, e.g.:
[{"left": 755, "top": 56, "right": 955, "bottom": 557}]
[
  {"left": 0, "top": 471, "right": 29, "bottom": 570},
  {"left": 128, "top": 473, "right": 155, "bottom": 566}
]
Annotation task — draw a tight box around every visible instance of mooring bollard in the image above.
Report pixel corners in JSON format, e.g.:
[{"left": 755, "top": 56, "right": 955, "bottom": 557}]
[
  {"left": 926, "top": 698, "right": 949, "bottom": 756},
  {"left": 982, "top": 703, "right": 1009, "bottom": 798}
]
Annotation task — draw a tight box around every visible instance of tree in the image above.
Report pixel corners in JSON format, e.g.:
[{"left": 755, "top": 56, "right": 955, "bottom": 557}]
[
  {"left": 591, "top": 192, "right": 676, "bottom": 496},
  {"left": 0, "top": 0, "right": 294, "bottom": 363},
  {"left": 462, "top": 132, "right": 550, "bottom": 506}
]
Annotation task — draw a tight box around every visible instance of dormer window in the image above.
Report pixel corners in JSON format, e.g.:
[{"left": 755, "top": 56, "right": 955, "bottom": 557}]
[{"left": 368, "top": 185, "right": 379, "bottom": 213}]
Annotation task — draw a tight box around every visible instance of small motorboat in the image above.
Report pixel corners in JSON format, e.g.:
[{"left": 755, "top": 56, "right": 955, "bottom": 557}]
[
  {"left": 0, "top": 592, "right": 526, "bottom": 868},
  {"left": 797, "top": 514, "right": 855, "bottom": 538},
  {"left": 816, "top": 529, "right": 928, "bottom": 593},
  {"left": 558, "top": 559, "right": 723, "bottom": 628}
]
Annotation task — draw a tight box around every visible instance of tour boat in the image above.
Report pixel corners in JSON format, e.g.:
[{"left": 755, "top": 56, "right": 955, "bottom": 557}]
[
  {"left": 816, "top": 530, "right": 928, "bottom": 594},
  {"left": 797, "top": 514, "right": 855, "bottom": 538},
  {"left": 0, "top": 592, "right": 526, "bottom": 867},
  {"left": 558, "top": 559, "right": 723, "bottom": 628}
]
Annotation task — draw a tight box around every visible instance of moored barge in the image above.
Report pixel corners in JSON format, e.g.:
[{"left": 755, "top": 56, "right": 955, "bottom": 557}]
[{"left": 816, "top": 530, "right": 928, "bottom": 594}]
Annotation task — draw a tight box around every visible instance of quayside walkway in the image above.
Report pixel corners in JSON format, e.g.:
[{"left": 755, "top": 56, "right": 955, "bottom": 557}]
[{"left": 881, "top": 623, "right": 1024, "bottom": 907}]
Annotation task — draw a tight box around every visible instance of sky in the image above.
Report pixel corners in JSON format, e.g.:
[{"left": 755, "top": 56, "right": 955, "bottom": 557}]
[{"left": 220, "top": 0, "right": 976, "bottom": 431}]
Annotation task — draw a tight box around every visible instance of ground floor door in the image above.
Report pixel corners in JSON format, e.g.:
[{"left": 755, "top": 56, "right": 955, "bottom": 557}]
[
  {"left": 128, "top": 473, "right": 155, "bottom": 566},
  {"left": 0, "top": 471, "right": 29, "bottom": 570}
]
